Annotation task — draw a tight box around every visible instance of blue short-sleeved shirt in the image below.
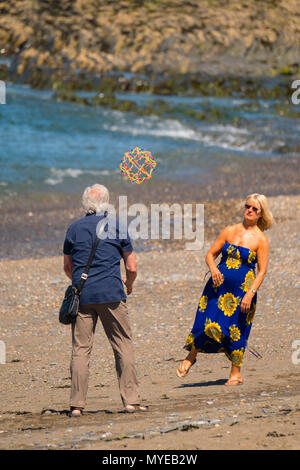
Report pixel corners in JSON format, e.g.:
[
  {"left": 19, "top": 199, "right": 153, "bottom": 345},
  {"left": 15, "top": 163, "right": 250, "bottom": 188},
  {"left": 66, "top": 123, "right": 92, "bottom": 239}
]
[{"left": 63, "top": 213, "right": 133, "bottom": 305}]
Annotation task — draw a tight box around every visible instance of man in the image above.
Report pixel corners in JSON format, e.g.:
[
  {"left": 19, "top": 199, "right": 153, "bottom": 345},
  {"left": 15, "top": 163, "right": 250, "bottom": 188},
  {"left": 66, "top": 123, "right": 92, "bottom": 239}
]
[{"left": 63, "top": 184, "right": 146, "bottom": 416}]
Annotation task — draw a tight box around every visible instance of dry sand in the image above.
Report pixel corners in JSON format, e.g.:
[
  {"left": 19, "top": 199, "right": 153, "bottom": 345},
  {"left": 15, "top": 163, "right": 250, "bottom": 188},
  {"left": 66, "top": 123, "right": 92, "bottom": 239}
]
[{"left": 0, "top": 194, "right": 299, "bottom": 450}]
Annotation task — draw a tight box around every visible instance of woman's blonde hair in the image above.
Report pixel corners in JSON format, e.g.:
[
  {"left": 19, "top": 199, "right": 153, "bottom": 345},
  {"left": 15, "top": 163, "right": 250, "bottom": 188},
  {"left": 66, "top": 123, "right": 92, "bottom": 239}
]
[{"left": 245, "top": 193, "right": 274, "bottom": 231}]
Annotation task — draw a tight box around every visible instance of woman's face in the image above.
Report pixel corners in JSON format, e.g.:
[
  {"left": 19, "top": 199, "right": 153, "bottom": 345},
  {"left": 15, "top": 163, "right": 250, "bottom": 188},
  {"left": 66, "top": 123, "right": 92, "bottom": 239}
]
[{"left": 244, "top": 198, "right": 261, "bottom": 225}]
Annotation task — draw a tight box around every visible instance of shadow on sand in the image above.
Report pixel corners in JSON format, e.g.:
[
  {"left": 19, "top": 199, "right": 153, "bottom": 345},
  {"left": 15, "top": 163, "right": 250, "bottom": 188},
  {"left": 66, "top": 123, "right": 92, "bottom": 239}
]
[
  {"left": 40, "top": 408, "right": 114, "bottom": 416},
  {"left": 176, "top": 378, "right": 227, "bottom": 388}
]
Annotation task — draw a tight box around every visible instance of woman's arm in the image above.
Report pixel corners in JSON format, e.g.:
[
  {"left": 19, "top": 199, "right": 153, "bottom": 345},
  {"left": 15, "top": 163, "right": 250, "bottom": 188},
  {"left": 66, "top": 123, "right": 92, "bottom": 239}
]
[
  {"left": 240, "top": 234, "right": 269, "bottom": 313},
  {"left": 251, "top": 234, "right": 269, "bottom": 292},
  {"left": 205, "top": 227, "right": 229, "bottom": 286}
]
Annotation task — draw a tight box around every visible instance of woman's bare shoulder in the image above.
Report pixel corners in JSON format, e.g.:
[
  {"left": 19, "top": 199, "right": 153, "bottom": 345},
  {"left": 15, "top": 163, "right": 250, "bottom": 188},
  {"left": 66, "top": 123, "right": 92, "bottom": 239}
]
[
  {"left": 221, "top": 224, "right": 242, "bottom": 236},
  {"left": 258, "top": 232, "right": 269, "bottom": 248}
]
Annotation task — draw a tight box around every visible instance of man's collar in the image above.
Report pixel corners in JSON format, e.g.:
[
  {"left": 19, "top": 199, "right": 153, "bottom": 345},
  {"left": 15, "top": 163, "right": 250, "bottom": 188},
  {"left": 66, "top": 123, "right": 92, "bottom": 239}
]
[{"left": 86, "top": 210, "right": 106, "bottom": 217}]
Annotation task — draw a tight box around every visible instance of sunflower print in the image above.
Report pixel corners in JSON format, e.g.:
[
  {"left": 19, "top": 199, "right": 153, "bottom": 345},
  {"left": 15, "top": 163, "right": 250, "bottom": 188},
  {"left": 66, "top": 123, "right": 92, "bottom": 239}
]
[
  {"left": 184, "top": 333, "right": 195, "bottom": 350},
  {"left": 198, "top": 295, "right": 208, "bottom": 312},
  {"left": 241, "top": 270, "right": 255, "bottom": 292},
  {"left": 246, "top": 303, "right": 256, "bottom": 325},
  {"left": 226, "top": 245, "right": 242, "bottom": 270},
  {"left": 218, "top": 292, "right": 241, "bottom": 317},
  {"left": 183, "top": 241, "right": 258, "bottom": 369},
  {"left": 229, "top": 325, "right": 241, "bottom": 342},
  {"left": 248, "top": 250, "right": 256, "bottom": 264},
  {"left": 230, "top": 348, "right": 245, "bottom": 367},
  {"left": 204, "top": 319, "right": 224, "bottom": 343}
]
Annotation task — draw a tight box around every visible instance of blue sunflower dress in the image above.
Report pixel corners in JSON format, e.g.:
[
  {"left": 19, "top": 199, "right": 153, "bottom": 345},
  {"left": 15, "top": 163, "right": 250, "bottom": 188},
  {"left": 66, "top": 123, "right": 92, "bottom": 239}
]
[{"left": 184, "top": 243, "right": 257, "bottom": 367}]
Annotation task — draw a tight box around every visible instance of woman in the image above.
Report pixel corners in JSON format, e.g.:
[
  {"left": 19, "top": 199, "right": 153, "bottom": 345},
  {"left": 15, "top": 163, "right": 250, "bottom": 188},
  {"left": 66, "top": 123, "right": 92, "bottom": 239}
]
[{"left": 177, "top": 193, "right": 274, "bottom": 385}]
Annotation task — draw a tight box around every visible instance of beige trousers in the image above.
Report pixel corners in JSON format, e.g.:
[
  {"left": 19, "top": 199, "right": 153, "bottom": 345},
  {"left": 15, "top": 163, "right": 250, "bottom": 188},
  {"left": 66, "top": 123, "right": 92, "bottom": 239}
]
[{"left": 70, "top": 300, "right": 140, "bottom": 409}]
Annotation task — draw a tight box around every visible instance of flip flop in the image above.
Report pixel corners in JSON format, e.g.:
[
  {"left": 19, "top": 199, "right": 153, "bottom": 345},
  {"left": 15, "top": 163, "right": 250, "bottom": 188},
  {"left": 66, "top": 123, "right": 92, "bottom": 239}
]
[
  {"left": 176, "top": 359, "right": 196, "bottom": 378},
  {"left": 224, "top": 378, "right": 244, "bottom": 386},
  {"left": 124, "top": 404, "right": 148, "bottom": 413}
]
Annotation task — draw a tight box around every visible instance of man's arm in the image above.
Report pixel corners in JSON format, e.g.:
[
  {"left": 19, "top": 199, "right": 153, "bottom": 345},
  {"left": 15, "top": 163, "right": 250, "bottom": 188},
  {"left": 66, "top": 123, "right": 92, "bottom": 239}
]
[
  {"left": 122, "top": 251, "right": 137, "bottom": 295},
  {"left": 64, "top": 254, "right": 73, "bottom": 281}
]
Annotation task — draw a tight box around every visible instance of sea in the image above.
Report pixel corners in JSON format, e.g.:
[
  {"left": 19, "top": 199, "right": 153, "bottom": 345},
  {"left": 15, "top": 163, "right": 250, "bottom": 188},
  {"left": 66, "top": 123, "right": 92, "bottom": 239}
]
[{"left": 0, "top": 81, "right": 299, "bottom": 204}]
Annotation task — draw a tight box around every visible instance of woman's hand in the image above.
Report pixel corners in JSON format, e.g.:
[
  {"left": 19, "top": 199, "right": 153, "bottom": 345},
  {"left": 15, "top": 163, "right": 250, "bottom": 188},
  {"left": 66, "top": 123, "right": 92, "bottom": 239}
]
[
  {"left": 210, "top": 267, "right": 224, "bottom": 287},
  {"left": 206, "top": 227, "right": 229, "bottom": 287},
  {"left": 240, "top": 291, "right": 254, "bottom": 313}
]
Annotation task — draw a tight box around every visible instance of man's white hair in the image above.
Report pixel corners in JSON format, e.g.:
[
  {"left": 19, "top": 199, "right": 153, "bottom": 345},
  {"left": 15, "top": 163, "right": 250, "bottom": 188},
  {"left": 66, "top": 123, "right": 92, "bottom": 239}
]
[{"left": 82, "top": 184, "right": 110, "bottom": 214}]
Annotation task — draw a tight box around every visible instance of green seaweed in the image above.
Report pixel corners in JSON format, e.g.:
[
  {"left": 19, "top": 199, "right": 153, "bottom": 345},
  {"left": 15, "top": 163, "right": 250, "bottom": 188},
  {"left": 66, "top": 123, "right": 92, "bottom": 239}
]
[
  {"left": 52, "top": 88, "right": 241, "bottom": 123},
  {"left": 53, "top": 89, "right": 91, "bottom": 106},
  {"left": 0, "top": 65, "right": 7, "bottom": 81}
]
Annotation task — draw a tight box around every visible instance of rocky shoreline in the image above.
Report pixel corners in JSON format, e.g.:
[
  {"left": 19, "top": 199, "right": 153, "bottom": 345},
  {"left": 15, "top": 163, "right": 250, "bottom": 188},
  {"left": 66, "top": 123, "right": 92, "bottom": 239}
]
[{"left": 0, "top": 0, "right": 299, "bottom": 96}]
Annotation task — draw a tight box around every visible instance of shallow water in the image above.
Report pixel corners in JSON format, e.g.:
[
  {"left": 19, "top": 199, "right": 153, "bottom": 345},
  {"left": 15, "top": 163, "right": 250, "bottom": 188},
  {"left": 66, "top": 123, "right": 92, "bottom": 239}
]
[{"left": 0, "top": 82, "right": 299, "bottom": 202}]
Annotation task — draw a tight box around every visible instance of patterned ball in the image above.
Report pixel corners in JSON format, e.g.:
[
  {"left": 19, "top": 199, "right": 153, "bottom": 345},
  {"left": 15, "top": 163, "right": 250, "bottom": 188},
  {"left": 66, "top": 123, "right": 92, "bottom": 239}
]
[{"left": 120, "top": 146, "right": 157, "bottom": 184}]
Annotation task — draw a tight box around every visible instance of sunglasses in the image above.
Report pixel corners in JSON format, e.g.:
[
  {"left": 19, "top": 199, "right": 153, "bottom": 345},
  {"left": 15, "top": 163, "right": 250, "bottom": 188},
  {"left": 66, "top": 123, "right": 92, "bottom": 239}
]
[{"left": 245, "top": 204, "right": 260, "bottom": 213}]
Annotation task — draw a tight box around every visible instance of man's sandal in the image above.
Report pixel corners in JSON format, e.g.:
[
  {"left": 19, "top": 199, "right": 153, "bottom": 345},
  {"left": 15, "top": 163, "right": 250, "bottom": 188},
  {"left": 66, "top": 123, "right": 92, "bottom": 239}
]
[{"left": 176, "top": 359, "right": 196, "bottom": 378}]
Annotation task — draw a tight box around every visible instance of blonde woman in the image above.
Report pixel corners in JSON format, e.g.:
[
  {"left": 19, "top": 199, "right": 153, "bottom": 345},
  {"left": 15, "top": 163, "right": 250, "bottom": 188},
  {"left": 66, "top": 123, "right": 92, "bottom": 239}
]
[{"left": 177, "top": 194, "right": 274, "bottom": 385}]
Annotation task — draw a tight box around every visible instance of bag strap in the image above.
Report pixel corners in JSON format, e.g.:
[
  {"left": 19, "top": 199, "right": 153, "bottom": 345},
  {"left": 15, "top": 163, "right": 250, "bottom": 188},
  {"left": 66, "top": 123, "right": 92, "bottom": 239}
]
[{"left": 76, "top": 212, "right": 108, "bottom": 295}]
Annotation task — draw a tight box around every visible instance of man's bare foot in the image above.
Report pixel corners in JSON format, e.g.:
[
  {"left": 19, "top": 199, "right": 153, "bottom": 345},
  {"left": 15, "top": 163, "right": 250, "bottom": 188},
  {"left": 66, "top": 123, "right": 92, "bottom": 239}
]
[
  {"left": 125, "top": 404, "right": 148, "bottom": 413},
  {"left": 69, "top": 407, "right": 83, "bottom": 417}
]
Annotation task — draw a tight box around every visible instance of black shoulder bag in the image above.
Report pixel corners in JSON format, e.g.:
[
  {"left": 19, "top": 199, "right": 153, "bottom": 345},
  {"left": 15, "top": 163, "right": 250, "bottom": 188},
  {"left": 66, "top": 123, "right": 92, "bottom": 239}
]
[{"left": 59, "top": 214, "right": 108, "bottom": 325}]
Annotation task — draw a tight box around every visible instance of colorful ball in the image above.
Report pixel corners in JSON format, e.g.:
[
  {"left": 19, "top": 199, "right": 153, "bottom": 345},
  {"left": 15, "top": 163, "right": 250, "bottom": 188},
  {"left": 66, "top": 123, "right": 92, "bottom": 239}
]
[{"left": 120, "top": 146, "right": 157, "bottom": 184}]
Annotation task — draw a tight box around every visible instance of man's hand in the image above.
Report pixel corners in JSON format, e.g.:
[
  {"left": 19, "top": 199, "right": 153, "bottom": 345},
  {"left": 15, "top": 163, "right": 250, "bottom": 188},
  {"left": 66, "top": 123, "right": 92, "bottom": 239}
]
[
  {"left": 122, "top": 278, "right": 133, "bottom": 295},
  {"left": 122, "top": 251, "right": 137, "bottom": 295}
]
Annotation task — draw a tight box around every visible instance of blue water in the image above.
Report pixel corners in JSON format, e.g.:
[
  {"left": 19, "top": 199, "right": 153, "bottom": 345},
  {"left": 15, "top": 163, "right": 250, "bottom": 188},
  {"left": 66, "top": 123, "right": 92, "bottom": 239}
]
[{"left": 0, "top": 82, "right": 299, "bottom": 200}]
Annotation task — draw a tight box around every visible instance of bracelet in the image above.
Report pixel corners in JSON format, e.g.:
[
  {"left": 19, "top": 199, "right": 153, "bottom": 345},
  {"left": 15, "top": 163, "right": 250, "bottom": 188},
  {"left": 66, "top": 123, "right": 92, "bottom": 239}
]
[{"left": 250, "top": 288, "right": 256, "bottom": 294}]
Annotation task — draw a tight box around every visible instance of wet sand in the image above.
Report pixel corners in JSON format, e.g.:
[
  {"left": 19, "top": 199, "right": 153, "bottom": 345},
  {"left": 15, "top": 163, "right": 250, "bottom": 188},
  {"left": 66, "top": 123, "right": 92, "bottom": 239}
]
[{"left": 0, "top": 188, "right": 299, "bottom": 450}]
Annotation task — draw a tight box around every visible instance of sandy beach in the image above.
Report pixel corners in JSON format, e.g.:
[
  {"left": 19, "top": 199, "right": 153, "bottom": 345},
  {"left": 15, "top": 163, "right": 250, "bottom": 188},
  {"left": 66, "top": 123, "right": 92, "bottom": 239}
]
[
  {"left": 1, "top": 0, "right": 300, "bottom": 454},
  {"left": 1, "top": 154, "right": 299, "bottom": 259},
  {"left": 0, "top": 191, "right": 299, "bottom": 450}
]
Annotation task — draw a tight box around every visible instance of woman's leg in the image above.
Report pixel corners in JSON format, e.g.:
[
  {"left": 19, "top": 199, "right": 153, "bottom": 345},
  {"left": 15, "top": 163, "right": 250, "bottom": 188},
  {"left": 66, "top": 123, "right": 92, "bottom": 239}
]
[
  {"left": 225, "top": 365, "right": 243, "bottom": 386},
  {"left": 177, "top": 348, "right": 198, "bottom": 377}
]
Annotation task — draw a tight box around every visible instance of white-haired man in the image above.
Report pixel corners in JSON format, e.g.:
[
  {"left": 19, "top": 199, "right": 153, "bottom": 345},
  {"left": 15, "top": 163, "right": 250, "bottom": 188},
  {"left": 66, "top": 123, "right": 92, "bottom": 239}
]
[{"left": 63, "top": 184, "right": 146, "bottom": 416}]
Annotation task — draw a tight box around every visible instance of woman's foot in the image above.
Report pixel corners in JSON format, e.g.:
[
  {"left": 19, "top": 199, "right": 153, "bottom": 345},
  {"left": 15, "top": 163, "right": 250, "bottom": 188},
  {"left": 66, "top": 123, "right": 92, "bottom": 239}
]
[
  {"left": 124, "top": 404, "right": 148, "bottom": 413},
  {"left": 225, "top": 365, "right": 243, "bottom": 386},
  {"left": 225, "top": 376, "right": 244, "bottom": 386},
  {"left": 69, "top": 407, "right": 83, "bottom": 417},
  {"left": 176, "top": 351, "right": 197, "bottom": 378}
]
